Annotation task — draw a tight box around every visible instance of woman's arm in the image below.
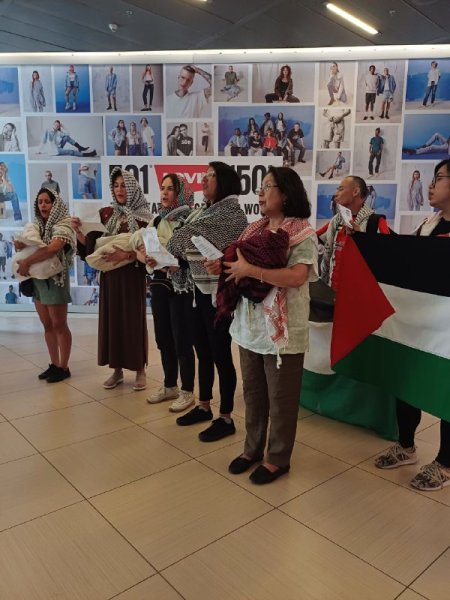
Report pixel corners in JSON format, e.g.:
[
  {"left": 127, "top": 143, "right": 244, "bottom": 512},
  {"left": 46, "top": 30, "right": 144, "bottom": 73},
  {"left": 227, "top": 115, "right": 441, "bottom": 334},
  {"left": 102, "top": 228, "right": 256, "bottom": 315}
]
[
  {"left": 223, "top": 248, "right": 310, "bottom": 288},
  {"left": 16, "top": 238, "right": 66, "bottom": 276}
]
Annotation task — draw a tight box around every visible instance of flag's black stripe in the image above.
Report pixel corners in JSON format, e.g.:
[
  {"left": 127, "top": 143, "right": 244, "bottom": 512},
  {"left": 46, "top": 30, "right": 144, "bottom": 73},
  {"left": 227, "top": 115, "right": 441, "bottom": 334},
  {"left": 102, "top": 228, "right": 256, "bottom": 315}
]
[{"left": 352, "top": 233, "right": 450, "bottom": 297}]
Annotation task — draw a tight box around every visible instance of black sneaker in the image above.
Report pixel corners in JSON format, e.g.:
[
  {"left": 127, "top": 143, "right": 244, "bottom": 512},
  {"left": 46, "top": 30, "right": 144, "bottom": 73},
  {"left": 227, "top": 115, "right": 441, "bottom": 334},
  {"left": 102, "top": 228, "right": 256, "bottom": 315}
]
[
  {"left": 176, "top": 405, "right": 213, "bottom": 426},
  {"left": 199, "top": 417, "right": 236, "bottom": 442},
  {"left": 46, "top": 367, "right": 71, "bottom": 383},
  {"left": 38, "top": 363, "right": 57, "bottom": 380}
]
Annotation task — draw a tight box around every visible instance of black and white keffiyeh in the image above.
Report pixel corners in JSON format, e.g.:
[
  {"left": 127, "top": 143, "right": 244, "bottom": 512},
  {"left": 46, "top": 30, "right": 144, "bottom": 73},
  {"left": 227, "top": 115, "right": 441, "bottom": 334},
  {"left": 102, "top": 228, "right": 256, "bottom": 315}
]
[
  {"left": 33, "top": 189, "right": 76, "bottom": 286},
  {"left": 166, "top": 195, "right": 248, "bottom": 294},
  {"left": 107, "top": 167, "right": 153, "bottom": 235}
]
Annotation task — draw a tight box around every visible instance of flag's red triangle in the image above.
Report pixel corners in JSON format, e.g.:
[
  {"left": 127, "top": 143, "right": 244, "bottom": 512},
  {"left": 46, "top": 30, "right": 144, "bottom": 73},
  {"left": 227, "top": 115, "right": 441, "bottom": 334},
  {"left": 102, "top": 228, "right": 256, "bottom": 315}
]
[{"left": 331, "top": 236, "right": 395, "bottom": 366}]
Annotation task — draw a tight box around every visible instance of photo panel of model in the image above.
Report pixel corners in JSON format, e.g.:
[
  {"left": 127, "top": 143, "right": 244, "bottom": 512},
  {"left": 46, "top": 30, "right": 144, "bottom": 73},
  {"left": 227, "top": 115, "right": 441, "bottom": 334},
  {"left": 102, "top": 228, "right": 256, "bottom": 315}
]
[
  {"left": 398, "top": 214, "right": 430, "bottom": 234},
  {"left": 406, "top": 59, "right": 450, "bottom": 110},
  {"left": 75, "top": 255, "right": 100, "bottom": 288},
  {"left": 399, "top": 161, "right": 437, "bottom": 212},
  {"left": 165, "top": 121, "right": 195, "bottom": 156},
  {"left": 27, "top": 116, "right": 103, "bottom": 160},
  {"left": 53, "top": 65, "right": 91, "bottom": 113},
  {"left": 28, "top": 162, "right": 70, "bottom": 207},
  {"left": 318, "top": 61, "right": 355, "bottom": 108},
  {"left": 0, "top": 154, "right": 28, "bottom": 225},
  {"left": 71, "top": 162, "right": 102, "bottom": 200},
  {"left": 91, "top": 65, "right": 131, "bottom": 113},
  {"left": 402, "top": 113, "right": 450, "bottom": 160},
  {"left": 196, "top": 121, "right": 214, "bottom": 156},
  {"left": 20, "top": 66, "right": 54, "bottom": 113},
  {"left": 0, "top": 230, "right": 20, "bottom": 284},
  {"left": 0, "top": 67, "right": 20, "bottom": 116},
  {"left": 165, "top": 64, "right": 212, "bottom": 119},
  {"left": 315, "top": 150, "right": 351, "bottom": 181},
  {"left": 0, "top": 118, "right": 23, "bottom": 153},
  {"left": 353, "top": 124, "right": 399, "bottom": 180},
  {"left": 214, "top": 64, "right": 250, "bottom": 103},
  {"left": 105, "top": 114, "right": 162, "bottom": 157},
  {"left": 316, "top": 183, "right": 338, "bottom": 230},
  {"left": 318, "top": 107, "right": 353, "bottom": 150},
  {"left": 218, "top": 105, "right": 315, "bottom": 177},
  {"left": 355, "top": 60, "right": 406, "bottom": 123},
  {"left": 252, "top": 62, "right": 315, "bottom": 104},
  {"left": 1, "top": 279, "right": 31, "bottom": 305},
  {"left": 131, "top": 64, "right": 163, "bottom": 113}
]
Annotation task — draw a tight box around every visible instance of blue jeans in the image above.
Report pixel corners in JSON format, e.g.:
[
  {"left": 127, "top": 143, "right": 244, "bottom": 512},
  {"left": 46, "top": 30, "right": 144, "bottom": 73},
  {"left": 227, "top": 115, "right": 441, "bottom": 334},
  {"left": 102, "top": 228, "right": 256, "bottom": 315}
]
[
  {"left": 2, "top": 191, "right": 22, "bottom": 220},
  {"left": 423, "top": 84, "right": 437, "bottom": 105}
]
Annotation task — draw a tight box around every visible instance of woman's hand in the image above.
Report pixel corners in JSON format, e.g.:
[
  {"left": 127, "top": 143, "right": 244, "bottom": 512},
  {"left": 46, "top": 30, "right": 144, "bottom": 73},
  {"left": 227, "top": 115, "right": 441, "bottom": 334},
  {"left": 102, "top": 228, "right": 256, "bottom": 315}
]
[
  {"left": 223, "top": 248, "right": 251, "bottom": 284},
  {"left": 102, "top": 245, "right": 131, "bottom": 265},
  {"left": 16, "top": 259, "right": 30, "bottom": 277},
  {"left": 71, "top": 216, "right": 82, "bottom": 233},
  {"left": 204, "top": 258, "right": 222, "bottom": 276},
  {"left": 13, "top": 240, "right": 26, "bottom": 251},
  {"left": 145, "top": 256, "right": 157, "bottom": 269}
]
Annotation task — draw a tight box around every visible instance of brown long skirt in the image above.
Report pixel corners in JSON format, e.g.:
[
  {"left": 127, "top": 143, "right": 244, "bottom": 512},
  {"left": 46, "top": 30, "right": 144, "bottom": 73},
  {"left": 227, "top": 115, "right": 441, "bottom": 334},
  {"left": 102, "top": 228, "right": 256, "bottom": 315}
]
[{"left": 98, "top": 262, "right": 148, "bottom": 370}]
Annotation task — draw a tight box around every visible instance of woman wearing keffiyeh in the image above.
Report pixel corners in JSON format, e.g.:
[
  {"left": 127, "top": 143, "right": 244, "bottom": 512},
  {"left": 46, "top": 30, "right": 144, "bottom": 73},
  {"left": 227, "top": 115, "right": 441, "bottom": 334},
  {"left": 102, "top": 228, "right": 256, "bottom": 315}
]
[
  {"left": 15, "top": 188, "right": 76, "bottom": 383},
  {"left": 166, "top": 161, "right": 247, "bottom": 442},
  {"left": 139, "top": 173, "right": 197, "bottom": 413},
  {"left": 208, "top": 166, "right": 318, "bottom": 484},
  {"left": 72, "top": 167, "right": 152, "bottom": 391}
]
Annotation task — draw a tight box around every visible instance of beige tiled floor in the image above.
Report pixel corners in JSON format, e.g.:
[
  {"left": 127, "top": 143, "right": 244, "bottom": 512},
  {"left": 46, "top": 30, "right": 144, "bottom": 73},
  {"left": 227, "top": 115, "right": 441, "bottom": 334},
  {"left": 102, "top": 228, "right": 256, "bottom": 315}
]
[{"left": 0, "top": 313, "right": 448, "bottom": 599}]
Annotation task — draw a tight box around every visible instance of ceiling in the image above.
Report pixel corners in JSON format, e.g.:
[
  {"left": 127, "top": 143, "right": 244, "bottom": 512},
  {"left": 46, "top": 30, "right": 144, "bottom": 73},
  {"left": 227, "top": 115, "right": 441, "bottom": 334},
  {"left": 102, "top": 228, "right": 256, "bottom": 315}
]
[{"left": 0, "top": 0, "right": 449, "bottom": 54}]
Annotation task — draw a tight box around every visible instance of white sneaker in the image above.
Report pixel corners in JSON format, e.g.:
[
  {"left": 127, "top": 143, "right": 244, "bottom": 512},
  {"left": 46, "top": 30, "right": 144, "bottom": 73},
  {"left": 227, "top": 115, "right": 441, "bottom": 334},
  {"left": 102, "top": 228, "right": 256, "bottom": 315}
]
[
  {"left": 147, "top": 386, "right": 179, "bottom": 404},
  {"left": 72, "top": 102, "right": 77, "bottom": 110},
  {"left": 65, "top": 102, "right": 70, "bottom": 110},
  {"left": 169, "top": 390, "right": 195, "bottom": 413}
]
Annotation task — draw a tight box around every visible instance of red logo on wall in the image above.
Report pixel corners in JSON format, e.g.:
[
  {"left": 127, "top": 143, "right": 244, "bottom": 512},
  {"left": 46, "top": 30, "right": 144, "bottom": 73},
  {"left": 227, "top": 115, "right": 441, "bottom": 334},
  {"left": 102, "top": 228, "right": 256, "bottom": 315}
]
[{"left": 154, "top": 164, "right": 209, "bottom": 192}]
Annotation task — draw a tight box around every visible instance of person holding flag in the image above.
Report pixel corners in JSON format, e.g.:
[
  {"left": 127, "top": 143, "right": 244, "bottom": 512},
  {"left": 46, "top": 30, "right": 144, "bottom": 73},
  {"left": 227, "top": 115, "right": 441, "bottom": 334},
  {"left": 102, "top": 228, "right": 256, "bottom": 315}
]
[{"left": 373, "top": 159, "right": 450, "bottom": 491}]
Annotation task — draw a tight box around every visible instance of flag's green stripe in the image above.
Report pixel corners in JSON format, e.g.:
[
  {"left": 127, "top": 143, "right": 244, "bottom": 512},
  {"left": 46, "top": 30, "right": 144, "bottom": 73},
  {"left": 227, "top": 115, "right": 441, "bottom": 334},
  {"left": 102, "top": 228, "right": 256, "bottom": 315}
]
[
  {"left": 334, "top": 336, "right": 450, "bottom": 422},
  {"left": 301, "top": 370, "right": 398, "bottom": 440}
]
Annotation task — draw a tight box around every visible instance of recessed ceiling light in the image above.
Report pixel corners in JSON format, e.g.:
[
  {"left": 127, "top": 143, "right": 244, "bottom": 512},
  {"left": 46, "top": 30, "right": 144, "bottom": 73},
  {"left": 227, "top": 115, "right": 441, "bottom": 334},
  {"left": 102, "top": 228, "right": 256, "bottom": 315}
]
[{"left": 326, "top": 3, "right": 379, "bottom": 35}]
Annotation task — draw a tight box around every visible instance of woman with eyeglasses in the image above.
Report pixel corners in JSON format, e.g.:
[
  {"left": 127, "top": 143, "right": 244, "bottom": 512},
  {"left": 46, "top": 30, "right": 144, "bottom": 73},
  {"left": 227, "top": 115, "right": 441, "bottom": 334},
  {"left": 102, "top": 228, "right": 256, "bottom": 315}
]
[
  {"left": 374, "top": 158, "right": 450, "bottom": 491},
  {"left": 166, "top": 162, "right": 247, "bottom": 442},
  {"left": 207, "top": 166, "right": 318, "bottom": 484}
]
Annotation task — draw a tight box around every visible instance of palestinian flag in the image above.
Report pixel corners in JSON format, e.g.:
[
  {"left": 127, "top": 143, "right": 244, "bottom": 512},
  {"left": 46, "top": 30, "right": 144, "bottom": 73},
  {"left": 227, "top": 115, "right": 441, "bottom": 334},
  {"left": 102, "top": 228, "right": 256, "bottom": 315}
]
[
  {"left": 301, "top": 323, "right": 398, "bottom": 440},
  {"left": 331, "top": 233, "right": 450, "bottom": 422}
]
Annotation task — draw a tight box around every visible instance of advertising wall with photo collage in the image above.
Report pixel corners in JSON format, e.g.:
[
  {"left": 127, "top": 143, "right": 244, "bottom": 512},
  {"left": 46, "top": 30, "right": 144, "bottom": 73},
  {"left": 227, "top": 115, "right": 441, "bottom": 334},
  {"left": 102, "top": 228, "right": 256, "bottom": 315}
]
[{"left": 0, "top": 57, "right": 449, "bottom": 308}]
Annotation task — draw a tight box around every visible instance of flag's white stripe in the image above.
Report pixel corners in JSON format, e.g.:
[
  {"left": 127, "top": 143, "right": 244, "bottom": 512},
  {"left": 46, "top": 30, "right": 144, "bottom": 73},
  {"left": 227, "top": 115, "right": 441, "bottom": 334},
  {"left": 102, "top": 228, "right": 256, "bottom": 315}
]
[
  {"left": 376, "top": 284, "right": 450, "bottom": 360},
  {"left": 305, "top": 321, "right": 334, "bottom": 375}
]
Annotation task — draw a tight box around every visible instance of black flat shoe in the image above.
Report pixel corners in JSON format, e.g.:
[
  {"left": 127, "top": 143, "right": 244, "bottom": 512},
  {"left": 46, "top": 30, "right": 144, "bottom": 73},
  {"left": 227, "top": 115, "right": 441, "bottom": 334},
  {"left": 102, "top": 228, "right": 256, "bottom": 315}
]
[
  {"left": 38, "top": 363, "right": 57, "bottom": 380},
  {"left": 228, "top": 455, "right": 263, "bottom": 475},
  {"left": 249, "top": 464, "right": 290, "bottom": 485},
  {"left": 46, "top": 367, "right": 71, "bottom": 383}
]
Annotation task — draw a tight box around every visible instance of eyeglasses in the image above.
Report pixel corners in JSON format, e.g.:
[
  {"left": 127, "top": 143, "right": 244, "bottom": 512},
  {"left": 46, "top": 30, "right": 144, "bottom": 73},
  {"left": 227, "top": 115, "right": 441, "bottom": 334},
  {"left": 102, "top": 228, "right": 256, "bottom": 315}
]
[
  {"left": 431, "top": 175, "right": 450, "bottom": 186},
  {"left": 256, "top": 183, "right": 279, "bottom": 194},
  {"left": 204, "top": 172, "right": 216, "bottom": 179}
]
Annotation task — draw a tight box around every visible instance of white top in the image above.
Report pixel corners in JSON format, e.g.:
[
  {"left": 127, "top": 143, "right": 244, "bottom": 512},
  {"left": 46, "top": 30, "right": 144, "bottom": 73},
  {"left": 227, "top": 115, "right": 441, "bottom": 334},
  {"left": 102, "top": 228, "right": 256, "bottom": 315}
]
[
  {"left": 427, "top": 67, "right": 440, "bottom": 86},
  {"left": 140, "top": 125, "right": 155, "bottom": 146},
  {"left": 165, "top": 90, "right": 210, "bottom": 119},
  {"left": 230, "top": 237, "right": 317, "bottom": 356},
  {"left": 364, "top": 73, "right": 378, "bottom": 93},
  {"left": 79, "top": 164, "right": 96, "bottom": 179}
]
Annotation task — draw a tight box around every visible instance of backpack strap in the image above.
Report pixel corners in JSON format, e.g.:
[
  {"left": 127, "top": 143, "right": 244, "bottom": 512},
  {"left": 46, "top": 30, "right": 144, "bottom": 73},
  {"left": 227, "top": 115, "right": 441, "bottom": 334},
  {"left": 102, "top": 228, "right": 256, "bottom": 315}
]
[{"left": 366, "top": 213, "right": 386, "bottom": 234}]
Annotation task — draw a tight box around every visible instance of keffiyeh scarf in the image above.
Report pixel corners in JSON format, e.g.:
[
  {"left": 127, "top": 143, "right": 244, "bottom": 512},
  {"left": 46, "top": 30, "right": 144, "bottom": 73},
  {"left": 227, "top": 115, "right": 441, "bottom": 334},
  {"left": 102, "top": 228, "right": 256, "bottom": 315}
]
[
  {"left": 34, "top": 191, "right": 76, "bottom": 287},
  {"left": 106, "top": 167, "right": 152, "bottom": 235},
  {"left": 321, "top": 202, "right": 373, "bottom": 286},
  {"left": 166, "top": 195, "right": 248, "bottom": 294}
]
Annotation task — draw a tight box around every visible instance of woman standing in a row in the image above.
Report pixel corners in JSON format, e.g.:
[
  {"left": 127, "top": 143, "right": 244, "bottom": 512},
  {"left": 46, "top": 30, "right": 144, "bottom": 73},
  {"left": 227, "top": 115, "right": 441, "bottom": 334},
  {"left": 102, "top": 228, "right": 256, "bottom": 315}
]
[
  {"left": 167, "top": 162, "right": 248, "bottom": 442},
  {"left": 72, "top": 167, "right": 152, "bottom": 391}
]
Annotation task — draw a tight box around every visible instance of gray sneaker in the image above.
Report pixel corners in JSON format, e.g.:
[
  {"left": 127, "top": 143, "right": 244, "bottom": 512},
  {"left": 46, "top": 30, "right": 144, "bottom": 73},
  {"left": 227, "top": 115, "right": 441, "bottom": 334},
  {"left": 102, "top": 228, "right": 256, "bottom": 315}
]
[
  {"left": 147, "top": 386, "right": 179, "bottom": 404},
  {"left": 169, "top": 390, "right": 195, "bottom": 413},
  {"left": 410, "top": 461, "right": 450, "bottom": 491},
  {"left": 374, "top": 444, "right": 418, "bottom": 469}
]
